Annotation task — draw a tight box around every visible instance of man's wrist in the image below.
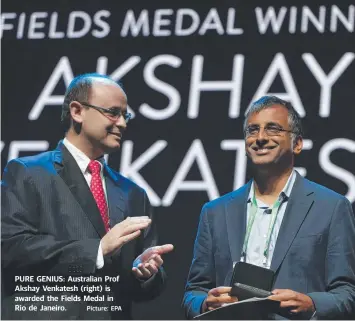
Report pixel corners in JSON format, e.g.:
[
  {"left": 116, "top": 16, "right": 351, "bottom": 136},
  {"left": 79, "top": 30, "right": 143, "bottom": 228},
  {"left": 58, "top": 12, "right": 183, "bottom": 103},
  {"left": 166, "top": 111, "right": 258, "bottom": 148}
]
[
  {"left": 306, "top": 294, "right": 316, "bottom": 313},
  {"left": 201, "top": 299, "right": 207, "bottom": 313}
]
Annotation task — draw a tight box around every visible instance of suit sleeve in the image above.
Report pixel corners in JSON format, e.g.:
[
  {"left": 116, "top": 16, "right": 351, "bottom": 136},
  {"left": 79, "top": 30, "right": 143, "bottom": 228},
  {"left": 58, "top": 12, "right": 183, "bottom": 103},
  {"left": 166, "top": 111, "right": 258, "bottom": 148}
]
[
  {"left": 182, "top": 204, "right": 215, "bottom": 319},
  {"left": 308, "top": 197, "right": 355, "bottom": 319},
  {"left": 1, "top": 159, "right": 100, "bottom": 276},
  {"left": 126, "top": 190, "right": 167, "bottom": 302}
]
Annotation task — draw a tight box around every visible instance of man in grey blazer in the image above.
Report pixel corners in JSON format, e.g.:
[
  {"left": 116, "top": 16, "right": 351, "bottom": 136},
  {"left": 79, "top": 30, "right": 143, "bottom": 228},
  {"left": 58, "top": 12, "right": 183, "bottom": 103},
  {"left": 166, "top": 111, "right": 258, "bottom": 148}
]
[
  {"left": 183, "top": 96, "right": 355, "bottom": 319},
  {"left": 2, "top": 73, "right": 173, "bottom": 319}
]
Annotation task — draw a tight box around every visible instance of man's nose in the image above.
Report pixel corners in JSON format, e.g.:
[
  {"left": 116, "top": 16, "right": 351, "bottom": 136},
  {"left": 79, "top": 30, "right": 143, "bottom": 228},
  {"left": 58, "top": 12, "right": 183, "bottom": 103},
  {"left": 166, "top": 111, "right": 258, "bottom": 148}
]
[
  {"left": 256, "top": 127, "right": 268, "bottom": 145},
  {"left": 257, "top": 127, "right": 269, "bottom": 140},
  {"left": 116, "top": 115, "right": 127, "bottom": 129}
]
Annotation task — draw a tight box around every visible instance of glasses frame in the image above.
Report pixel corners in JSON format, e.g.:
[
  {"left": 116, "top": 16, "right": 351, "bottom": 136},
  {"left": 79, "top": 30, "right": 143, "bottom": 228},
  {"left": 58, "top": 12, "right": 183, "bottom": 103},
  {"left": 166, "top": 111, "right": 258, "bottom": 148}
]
[
  {"left": 79, "top": 101, "right": 132, "bottom": 123},
  {"left": 244, "top": 124, "right": 295, "bottom": 137}
]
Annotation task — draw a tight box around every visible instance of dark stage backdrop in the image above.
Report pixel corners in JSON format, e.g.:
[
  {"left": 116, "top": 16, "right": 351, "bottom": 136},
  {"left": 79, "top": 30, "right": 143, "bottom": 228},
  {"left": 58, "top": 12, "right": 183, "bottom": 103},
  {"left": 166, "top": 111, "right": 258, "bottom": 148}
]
[{"left": 1, "top": 0, "right": 355, "bottom": 319}]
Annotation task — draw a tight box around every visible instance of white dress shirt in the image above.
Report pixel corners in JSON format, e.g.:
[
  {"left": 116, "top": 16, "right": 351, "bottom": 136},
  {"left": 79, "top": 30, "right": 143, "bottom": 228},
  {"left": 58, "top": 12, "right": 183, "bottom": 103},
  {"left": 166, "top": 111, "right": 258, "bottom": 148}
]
[
  {"left": 245, "top": 170, "right": 297, "bottom": 268},
  {"left": 63, "top": 138, "right": 106, "bottom": 269}
]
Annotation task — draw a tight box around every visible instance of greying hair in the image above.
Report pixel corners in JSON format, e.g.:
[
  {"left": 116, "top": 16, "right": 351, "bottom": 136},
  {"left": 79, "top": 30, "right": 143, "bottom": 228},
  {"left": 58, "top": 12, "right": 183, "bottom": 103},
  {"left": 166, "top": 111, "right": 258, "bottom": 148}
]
[
  {"left": 243, "top": 96, "right": 303, "bottom": 141},
  {"left": 61, "top": 73, "right": 123, "bottom": 130}
]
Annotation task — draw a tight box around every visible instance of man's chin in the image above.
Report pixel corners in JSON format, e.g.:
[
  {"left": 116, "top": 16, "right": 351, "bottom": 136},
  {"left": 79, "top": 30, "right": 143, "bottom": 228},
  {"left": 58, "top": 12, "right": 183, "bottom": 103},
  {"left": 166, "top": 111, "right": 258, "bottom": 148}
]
[
  {"left": 101, "top": 142, "right": 121, "bottom": 153},
  {"left": 249, "top": 157, "right": 279, "bottom": 168}
]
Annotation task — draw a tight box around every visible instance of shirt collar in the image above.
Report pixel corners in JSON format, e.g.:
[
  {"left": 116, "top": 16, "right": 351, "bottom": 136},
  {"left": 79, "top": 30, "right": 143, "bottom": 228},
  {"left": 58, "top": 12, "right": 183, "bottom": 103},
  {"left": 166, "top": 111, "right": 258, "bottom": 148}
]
[
  {"left": 248, "top": 169, "right": 297, "bottom": 204},
  {"left": 63, "top": 138, "right": 105, "bottom": 175}
]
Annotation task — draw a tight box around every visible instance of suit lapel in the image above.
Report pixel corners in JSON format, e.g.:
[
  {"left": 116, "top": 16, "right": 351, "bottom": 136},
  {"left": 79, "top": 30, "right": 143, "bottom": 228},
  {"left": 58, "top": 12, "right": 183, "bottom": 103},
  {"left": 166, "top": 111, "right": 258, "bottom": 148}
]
[
  {"left": 53, "top": 142, "right": 107, "bottom": 238},
  {"left": 270, "top": 173, "right": 315, "bottom": 272},
  {"left": 104, "top": 164, "right": 126, "bottom": 227},
  {"left": 225, "top": 182, "right": 252, "bottom": 264}
]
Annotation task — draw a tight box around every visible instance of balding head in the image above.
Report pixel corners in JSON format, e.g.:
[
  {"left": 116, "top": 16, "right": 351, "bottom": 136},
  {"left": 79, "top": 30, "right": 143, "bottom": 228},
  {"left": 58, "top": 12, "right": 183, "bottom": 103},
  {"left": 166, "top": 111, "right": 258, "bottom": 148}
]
[{"left": 61, "top": 73, "right": 125, "bottom": 131}]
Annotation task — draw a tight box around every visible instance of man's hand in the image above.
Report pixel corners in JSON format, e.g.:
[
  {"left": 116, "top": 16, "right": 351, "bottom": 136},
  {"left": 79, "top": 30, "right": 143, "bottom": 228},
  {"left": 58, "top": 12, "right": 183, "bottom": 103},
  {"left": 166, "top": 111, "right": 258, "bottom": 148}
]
[
  {"left": 101, "top": 216, "right": 151, "bottom": 256},
  {"left": 132, "top": 244, "right": 174, "bottom": 279},
  {"left": 202, "top": 287, "right": 238, "bottom": 312},
  {"left": 268, "top": 289, "right": 315, "bottom": 314}
]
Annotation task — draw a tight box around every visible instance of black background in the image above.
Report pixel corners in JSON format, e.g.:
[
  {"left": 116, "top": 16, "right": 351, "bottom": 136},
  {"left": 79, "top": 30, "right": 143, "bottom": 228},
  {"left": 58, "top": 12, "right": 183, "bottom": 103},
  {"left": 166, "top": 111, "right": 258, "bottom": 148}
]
[{"left": 2, "top": 1, "right": 355, "bottom": 319}]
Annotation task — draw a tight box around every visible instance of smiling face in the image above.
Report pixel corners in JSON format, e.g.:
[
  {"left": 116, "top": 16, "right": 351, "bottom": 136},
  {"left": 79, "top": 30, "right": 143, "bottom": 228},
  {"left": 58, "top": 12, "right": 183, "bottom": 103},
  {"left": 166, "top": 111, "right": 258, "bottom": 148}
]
[
  {"left": 245, "top": 104, "right": 303, "bottom": 169},
  {"left": 69, "top": 81, "right": 128, "bottom": 156}
]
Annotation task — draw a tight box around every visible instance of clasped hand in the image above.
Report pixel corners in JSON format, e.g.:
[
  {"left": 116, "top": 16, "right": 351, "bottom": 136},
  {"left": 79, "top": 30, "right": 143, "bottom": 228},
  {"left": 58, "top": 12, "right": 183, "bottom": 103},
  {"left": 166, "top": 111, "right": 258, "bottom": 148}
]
[
  {"left": 132, "top": 244, "right": 174, "bottom": 279},
  {"left": 269, "top": 289, "right": 315, "bottom": 314},
  {"left": 100, "top": 216, "right": 173, "bottom": 280},
  {"left": 202, "top": 287, "right": 238, "bottom": 312}
]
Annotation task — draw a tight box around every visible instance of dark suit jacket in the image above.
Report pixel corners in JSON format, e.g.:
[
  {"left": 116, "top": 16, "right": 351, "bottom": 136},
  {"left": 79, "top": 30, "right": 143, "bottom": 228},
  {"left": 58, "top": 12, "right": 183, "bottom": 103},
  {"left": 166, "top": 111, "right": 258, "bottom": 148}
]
[
  {"left": 1, "top": 141, "right": 166, "bottom": 320},
  {"left": 183, "top": 172, "right": 355, "bottom": 319}
]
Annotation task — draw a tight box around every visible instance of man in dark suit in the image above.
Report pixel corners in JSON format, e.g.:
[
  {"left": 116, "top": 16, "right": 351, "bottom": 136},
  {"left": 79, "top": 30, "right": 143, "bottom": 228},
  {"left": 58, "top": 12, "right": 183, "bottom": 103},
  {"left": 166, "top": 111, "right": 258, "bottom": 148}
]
[
  {"left": 2, "top": 73, "right": 173, "bottom": 319},
  {"left": 183, "top": 96, "right": 355, "bottom": 319}
]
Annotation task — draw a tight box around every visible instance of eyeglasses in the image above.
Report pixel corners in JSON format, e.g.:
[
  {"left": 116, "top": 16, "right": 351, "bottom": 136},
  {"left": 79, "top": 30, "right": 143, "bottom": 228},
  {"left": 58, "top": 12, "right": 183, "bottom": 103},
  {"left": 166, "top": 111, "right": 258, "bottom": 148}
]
[
  {"left": 79, "top": 102, "right": 132, "bottom": 123},
  {"left": 244, "top": 124, "right": 295, "bottom": 137}
]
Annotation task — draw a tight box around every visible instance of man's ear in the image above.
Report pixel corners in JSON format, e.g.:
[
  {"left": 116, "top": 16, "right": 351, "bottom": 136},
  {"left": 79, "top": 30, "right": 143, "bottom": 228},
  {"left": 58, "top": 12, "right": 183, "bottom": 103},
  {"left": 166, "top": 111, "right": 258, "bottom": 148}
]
[
  {"left": 293, "top": 136, "right": 303, "bottom": 155},
  {"left": 69, "top": 101, "right": 84, "bottom": 124}
]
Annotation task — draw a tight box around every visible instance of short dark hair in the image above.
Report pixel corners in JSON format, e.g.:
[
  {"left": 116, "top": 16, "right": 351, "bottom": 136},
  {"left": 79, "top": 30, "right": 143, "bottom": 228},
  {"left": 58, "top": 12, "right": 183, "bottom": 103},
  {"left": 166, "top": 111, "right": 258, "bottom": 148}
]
[
  {"left": 61, "top": 73, "right": 124, "bottom": 131},
  {"left": 244, "top": 95, "right": 303, "bottom": 140}
]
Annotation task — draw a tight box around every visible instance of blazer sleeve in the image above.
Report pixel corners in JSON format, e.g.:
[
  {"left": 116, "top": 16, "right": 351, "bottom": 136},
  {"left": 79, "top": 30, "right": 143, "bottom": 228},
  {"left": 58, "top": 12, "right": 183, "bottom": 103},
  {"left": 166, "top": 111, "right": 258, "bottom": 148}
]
[
  {"left": 1, "top": 159, "right": 100, "bottom": 276},
  {"left": 308, "top": 196, "right": 355, "bottom": 319},
  {"left": 182, "top": 204, "right": 216, "bottom": 319}
]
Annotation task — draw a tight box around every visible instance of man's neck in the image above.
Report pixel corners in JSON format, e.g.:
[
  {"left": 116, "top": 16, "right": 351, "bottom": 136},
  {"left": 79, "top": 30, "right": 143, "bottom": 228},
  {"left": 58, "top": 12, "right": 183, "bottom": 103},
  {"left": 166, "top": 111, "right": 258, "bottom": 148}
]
[
  {"left": 253, "top": 167, "right": 293, "bottom": 203},
  {"left": 65, "top": 131, "right": 103, "bottom": 160}
]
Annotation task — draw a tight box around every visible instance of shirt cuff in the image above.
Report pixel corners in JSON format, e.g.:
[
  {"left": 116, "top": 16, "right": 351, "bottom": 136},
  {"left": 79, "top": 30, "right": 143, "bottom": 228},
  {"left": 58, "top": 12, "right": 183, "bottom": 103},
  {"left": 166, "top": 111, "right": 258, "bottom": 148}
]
[{"left": 96, "top": 241, "right": 104, "bottom": 269}]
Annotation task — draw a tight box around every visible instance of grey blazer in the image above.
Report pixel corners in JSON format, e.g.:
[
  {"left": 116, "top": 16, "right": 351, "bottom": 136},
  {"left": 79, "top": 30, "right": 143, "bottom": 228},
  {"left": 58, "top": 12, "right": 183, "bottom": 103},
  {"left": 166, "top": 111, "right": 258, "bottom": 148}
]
[{"left": 183, "top": 172, "right": 355, "bottom": 319}]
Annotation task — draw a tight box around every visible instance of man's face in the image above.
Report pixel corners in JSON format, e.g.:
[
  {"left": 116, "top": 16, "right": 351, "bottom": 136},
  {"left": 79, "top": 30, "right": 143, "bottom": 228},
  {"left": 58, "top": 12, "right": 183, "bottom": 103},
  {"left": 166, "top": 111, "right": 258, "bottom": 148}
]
[
  {"left": 80, "top": 82, "right": 128, "bottom": 154},
  {"left": 245, "top": 105, "right": 302, "bottom": 168}
]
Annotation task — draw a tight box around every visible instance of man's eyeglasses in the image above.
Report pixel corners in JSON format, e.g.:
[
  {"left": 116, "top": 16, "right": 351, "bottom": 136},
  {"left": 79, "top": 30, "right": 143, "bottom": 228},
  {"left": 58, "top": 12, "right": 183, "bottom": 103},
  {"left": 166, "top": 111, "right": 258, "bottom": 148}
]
[
  {"left": 79, "top": 102, "right": 132, "bottom": 123},
  {"left": 244, "top": 124, "right": 295, "bottom": 137}
]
